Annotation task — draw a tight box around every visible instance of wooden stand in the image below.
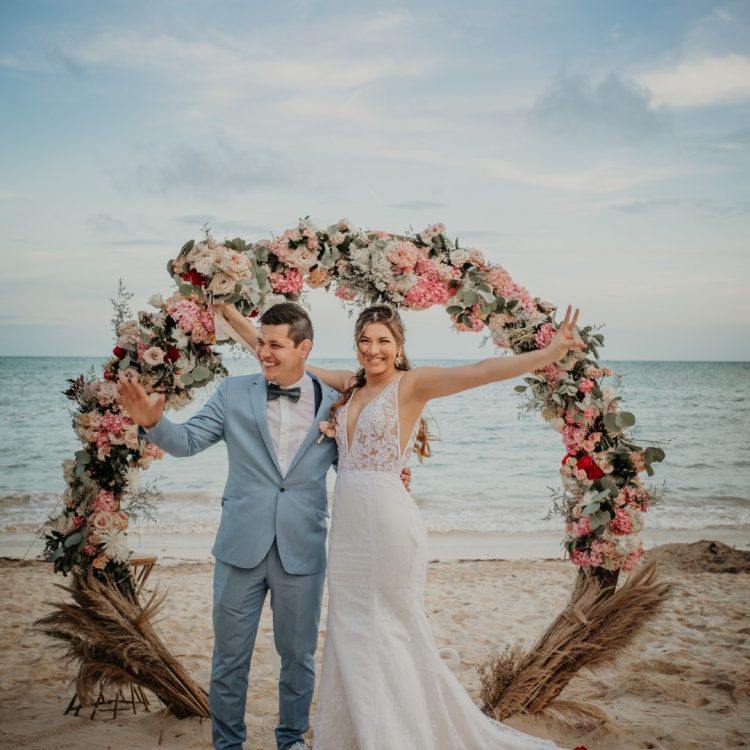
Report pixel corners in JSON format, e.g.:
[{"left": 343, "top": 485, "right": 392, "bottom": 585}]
[{"left": 64, "top": 555, "right": 159, "bottom": 720}]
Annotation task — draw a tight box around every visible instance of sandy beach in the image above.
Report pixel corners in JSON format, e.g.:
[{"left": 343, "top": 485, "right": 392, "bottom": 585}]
[{"left": 1, "top": 530, "right": 749, "bottom": 750}]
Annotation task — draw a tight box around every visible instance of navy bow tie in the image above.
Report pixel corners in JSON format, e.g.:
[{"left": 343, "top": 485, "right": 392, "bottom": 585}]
[{"left": 267, "top": 382, "right": 302, "bottom": 403}]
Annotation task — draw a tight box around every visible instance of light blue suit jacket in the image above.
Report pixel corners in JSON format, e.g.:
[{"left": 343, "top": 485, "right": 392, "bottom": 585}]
[{"left": 142, "top": 372, "right": 340, "bottom": 574}]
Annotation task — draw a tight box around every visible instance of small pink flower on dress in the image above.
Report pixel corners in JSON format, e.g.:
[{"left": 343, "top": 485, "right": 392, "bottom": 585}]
[{"left": 317, "top": 420, "right": 336, "bottom": 443}]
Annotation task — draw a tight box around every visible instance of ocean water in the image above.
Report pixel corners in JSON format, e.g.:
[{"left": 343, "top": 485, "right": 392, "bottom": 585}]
[{"left": 1, "top": 355, "right": 748, "bottom": 540}]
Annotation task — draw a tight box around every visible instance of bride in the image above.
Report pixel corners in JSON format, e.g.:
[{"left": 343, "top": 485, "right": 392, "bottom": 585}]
[{"left": 218, "top": 302, "right": 582, "bottom": 749}]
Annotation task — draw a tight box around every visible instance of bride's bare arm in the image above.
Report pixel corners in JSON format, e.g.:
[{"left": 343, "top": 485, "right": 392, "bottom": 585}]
[
  {"left": 407, "top": 306, "right": 585, "bottom": 403},
  {"left": 214, "top": 303, "right": 355, "bottom": 392},
  {"left": 214, "top": 302, "right": 260, "bottom": 358}
]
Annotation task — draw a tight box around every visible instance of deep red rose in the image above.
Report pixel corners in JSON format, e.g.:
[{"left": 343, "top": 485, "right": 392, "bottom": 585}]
[
  {"left": 165, "top": 346, "right": 180, "bottom": 363},
  {"left": 103, "top": 370, "right": 115, "bottom": 381},
  {"left": 561, "top": 452, "right": 576, "bottom": 466},
  {"left": 574, "top": 746, "right": 588, "bottom": 750},
  {"left": 577, "top": 455, "right": 604, "bottom": 480},
  {"left": 181, "top": 269, "right": 207, "bottom": 287},
  {"left": 112, "top": 346, "right": 127, "bottom": 359},
  {"left": 249, "top": 309, "right": 259, "bottom": 318}
]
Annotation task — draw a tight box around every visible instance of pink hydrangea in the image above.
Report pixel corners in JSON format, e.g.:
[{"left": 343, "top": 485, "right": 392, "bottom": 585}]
[
  {"left": 484, "top": 266, "right": 536, "bottom": 312},
  {"left": 403, "top": 258, "right": 458, "bottom": 310},
  {"left": 269, "top": 268, "right": 304, "bottom": 294},
  {"left": 167, "top": 299, "right": 214, "bottom": 343},
  {"left": 570, "top": 548, "right": 593, "bottom": 567},
  {"left": 453, "top": 313, "right": 484, "bottom": 332},
  {"left": 101, "top": 411, "right": 129, "bottom": 437},
  {"left": 570, "top": 516, "right": 592, "bottom": 538},
  {"left": 609, "top": 507, "right": 633, "bottom": 535},
  {"left": 621, "top": 546, "right": 644, "bottom": 572},
  {"left": 92, "top": 490, "right": 117, "bottom": 513},
  {"left": 562, "top": 424, "right": 586, "bottom": 453},
  {"left": 540, "top": 363, "right": 563, "bottom": 390},
  {"left": 335, "top": 283, "right": 357, "bottom": 302},
  {"left": 534, "top": 323, "right": 556, "bottom": 349},
  {"left": 579, "top": 378, "right": 595, "bottom": 393}
]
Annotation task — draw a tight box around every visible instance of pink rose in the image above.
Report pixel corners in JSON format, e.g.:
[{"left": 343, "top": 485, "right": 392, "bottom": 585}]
[{"left": 142, "top": 346, "right": 166, "bottom": 367}]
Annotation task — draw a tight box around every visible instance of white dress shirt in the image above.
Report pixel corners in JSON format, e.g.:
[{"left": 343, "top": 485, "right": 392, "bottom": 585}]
[{"left": 266, "top": 373, "right": 316, "bottom": 477}]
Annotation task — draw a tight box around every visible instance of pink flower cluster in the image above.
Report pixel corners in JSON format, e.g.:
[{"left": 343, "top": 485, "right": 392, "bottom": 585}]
[
  {"left": 534, "top": 323, "right": 556, "bottom": 349},
  {"left": 387, "top": 240, "right": 421, "bottom": 272},
  {"left": 167, "top": 299, "right": 216, "bottom": 343},
  {"left": 569, "top": 516, "right": 592, "bottom": 539},
  {"left": 269, "top": 268, "right": 304, "bottom": 294},
  {"left": 420, "top": 223, "right": 446, "bottom": 241},
  {"left": 621, "top": 547, "right": 644, "bottom": 571},
  {"left": 403, "top": 257, "right": 459, "bottom": 310},
  {"left": 100, "top": 411, "right": 129, "bottom": 437},
  {"left": 92, "top": 490, "right": 117, "bottom": 513},
  {"left": 484, "top": 266, "right": 536, "bottom": 312}
]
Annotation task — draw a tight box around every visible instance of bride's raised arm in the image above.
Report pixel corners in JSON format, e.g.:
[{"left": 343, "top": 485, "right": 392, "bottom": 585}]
[
  {"left": 214, "top": 303, "right": 355, "bottom": 393},
  {"left": 406, "top": 306, "right": 584, "bottom": 403}
]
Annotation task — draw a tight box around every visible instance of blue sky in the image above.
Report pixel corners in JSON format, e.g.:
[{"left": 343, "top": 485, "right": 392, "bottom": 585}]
[{"left": 1, "top": 0, "right": 749, "bottom": 359}]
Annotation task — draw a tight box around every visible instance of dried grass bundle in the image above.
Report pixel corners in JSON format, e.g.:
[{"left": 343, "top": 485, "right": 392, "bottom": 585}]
[
  {"left": 35, "top": 570, "right": 209, "bottom": 719},
  {"left": 479, "top": 559, "right": 671, "bottom": 724}
]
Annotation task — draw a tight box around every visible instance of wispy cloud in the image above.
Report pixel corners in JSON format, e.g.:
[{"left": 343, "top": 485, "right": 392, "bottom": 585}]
[
  {"left": 637, "top": 54, "right": 750, "bottom": 108},
  {"left": 389, "top": 199, "right": 446, "bottom": 211},
  {"left": 124, "top": 143, "right": 295, "bottom": 196},
  {"left": 529, "top": 71, "right": 669, "bottom": 140},
  {"left": 86, "top": 213, "right": 129, "bottom": 235},
  {"left": 608, "top": 198, "right": 681, "bottom": 214},
  {"left": 691, "top": 126, "right": 750, "bottom": 152}
]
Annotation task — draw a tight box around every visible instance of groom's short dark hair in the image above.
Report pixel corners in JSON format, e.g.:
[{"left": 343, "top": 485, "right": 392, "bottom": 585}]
[{"left": 259, "top": 303, "right": 314, "bottom": 346}]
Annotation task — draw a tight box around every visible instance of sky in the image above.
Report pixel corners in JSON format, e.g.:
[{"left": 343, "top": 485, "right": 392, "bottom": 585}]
[{"left": 1, "top": 0, "right": 749, "bottom": 360}]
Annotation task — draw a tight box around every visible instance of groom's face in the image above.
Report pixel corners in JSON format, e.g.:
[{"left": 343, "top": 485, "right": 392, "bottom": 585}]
[{"left": 256, "top": 324, "right": 311, "bottom": 386}]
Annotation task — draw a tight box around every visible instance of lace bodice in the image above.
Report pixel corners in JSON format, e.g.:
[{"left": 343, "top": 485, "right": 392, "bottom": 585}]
[{"left": 336, "top": 375, "right": 419, "bottom": 474}]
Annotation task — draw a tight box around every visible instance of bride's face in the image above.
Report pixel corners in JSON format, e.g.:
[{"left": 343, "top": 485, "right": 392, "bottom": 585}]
[{"left": 356, "top": 322, "right": 400, "bottom": 376}]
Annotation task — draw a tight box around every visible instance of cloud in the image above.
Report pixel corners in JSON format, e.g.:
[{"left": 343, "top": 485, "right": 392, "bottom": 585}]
[
  {"left": 529, "top": 71, "right": 669, "bottom": 140},
  {"left": 125, "top": 143, "right": 294, "bottom": 196},
  {"left": 637, "top": 54, "right": 750, "bottom": 108},
  {"left": 389, "top": 199, "right": 446, "bottom": 210},
  {"left": 86, "top": 213, "right": 129, "bottom": 235},
  {"left": 173, "top": 214, "right": 221, "bottom": 226},
  {"left": 692, "top": 126, "right": 750, "bottom": 153},
  {"left": 608, "top": 198, "right": 681, "bottom": 214},
  {"left": 65, "top": 28, "right": 434, "bottom": 108}
]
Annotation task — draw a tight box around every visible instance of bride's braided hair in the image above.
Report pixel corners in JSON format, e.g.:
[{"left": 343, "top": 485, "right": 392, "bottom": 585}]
[{"left": 330, "top": 305, "right": 431, "bottom": 461}]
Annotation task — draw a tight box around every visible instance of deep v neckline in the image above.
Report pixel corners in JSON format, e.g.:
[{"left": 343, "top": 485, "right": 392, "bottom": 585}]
[{"left": 344, "top": 376, "right": 401, "bottom": 458}]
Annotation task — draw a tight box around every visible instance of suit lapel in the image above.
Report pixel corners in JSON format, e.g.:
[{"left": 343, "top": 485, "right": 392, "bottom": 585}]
[
  {"left": 285, "top": 373, "right": 337, "bottom": 476},
  {"left": 248, "top": 376, "right": 283, "bottom": 476}
]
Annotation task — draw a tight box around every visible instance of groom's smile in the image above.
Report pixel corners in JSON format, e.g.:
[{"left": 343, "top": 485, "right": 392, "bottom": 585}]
[{"left": 256, "top": 322, "right": 312, "bottom": 387}]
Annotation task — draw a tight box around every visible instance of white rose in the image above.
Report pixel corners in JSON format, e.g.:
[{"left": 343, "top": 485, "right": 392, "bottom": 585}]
[
  {"left": 208, "top": 272, "right": 236, "bottom": 296},
  {"left": 148, "top": 293, "right": 164, "bottom": 309}
]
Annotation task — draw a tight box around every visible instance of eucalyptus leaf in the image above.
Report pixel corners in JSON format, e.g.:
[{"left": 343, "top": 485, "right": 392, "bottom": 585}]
[
  {"left": 64, "top": 532, "right": 82, "bottom": 548},
  {"left": 180, "top": 240, "right": 194, "bottom": 256},
  {"left": 462, "top": 290, "right": 478, "bottom": 306},
  {"left": 118, "top": 356, "right": 131, "bottom": 370},
  {"left": 191, "top": 365, "right": 211, "bottom": 381},
  {"left": 618, "top": 411, "right": 636, "bottom": 428},
  {"left": 513, "top": 385, "right": 527, "bottom": 393}
]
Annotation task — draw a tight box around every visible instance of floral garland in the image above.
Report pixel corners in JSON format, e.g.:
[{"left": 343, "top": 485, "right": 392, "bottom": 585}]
[{"left": 45, "top": 218, "right": 664, "bottom": 579}]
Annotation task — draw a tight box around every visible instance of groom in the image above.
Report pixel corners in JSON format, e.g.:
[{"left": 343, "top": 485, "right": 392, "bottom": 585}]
[{"left": 119, "top": 303, "right": 339, "bottom": 750}]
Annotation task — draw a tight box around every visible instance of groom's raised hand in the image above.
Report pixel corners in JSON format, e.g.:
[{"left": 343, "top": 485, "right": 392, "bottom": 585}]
[{"left": 117, "top": 374, "right": 165, "bottom": 429}]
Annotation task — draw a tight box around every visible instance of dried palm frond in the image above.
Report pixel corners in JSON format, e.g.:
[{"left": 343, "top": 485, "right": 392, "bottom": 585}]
[
  {"left": 479, "top": 559, "right": 671, "bottom": 722},
  {"left": 35, "top": 570, "right": 209, "bottom": 719}
]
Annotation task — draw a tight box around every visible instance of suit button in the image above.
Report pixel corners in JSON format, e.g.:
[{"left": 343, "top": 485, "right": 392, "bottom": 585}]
[{"left": 280, "top": 486, "right": 286, "bottom": 492}]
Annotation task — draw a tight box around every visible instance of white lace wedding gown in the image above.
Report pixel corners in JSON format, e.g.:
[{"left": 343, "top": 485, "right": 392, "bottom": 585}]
[{"left": 313, "top": 377, "right": 563, "bottom": 749}]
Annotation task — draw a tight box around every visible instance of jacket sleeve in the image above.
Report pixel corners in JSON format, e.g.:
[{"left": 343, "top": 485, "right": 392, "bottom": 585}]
[{"left": 140, "top": 378, "right": 227, "bottom": 457}]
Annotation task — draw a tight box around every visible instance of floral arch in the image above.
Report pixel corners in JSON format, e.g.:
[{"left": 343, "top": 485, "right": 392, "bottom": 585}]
[{"left": 39, "top": 218, "right": 666, "bottom": 719}]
